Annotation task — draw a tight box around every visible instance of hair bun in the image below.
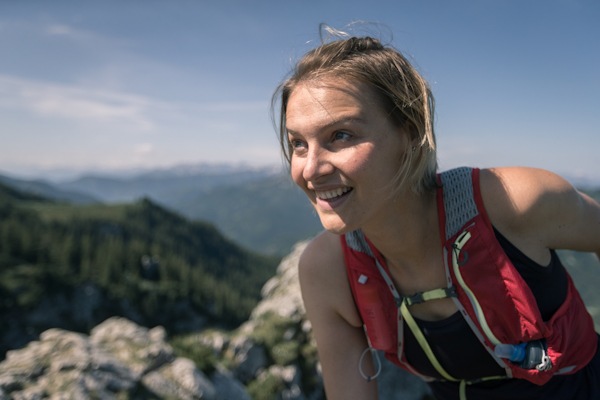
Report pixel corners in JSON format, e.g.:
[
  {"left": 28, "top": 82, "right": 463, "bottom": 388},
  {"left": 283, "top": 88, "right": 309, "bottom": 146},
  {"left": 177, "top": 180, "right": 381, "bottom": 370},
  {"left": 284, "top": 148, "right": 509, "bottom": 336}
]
[{"left": 349, "top": 36, "right": 384, "bottom": 52}]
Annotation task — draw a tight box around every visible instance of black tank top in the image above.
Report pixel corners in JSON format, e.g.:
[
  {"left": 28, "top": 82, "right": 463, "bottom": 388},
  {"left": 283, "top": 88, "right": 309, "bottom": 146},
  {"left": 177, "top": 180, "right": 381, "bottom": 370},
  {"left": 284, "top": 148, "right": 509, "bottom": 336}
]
[
  {"left": 403, "top": 229, "right": 600, "bottom": 399},
  {"left": 494, "top": 228, "right": 567, "bottom": 321}
]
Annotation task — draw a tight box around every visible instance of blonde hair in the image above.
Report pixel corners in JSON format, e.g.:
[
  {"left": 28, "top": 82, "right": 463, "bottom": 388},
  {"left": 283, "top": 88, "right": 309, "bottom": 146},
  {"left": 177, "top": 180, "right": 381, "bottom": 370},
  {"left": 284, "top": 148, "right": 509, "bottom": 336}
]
[{"left": 272, "top": 28, "right": 438, "bottom": 194}]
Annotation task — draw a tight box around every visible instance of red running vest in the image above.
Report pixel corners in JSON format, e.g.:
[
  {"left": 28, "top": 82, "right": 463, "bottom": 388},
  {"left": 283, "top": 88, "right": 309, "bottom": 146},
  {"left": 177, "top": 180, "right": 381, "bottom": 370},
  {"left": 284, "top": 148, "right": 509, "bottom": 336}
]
[{"left": 341, "top": 167, "right": 597, "bottom": 385}]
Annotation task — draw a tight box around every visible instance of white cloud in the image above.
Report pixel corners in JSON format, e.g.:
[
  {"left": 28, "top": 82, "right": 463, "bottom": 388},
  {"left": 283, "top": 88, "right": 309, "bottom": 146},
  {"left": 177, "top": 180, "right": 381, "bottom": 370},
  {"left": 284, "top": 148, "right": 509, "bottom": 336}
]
[
  {"left": 134, "top": 142, "right": 154, "bottom": 154},
  {"left": 46, "top": 24, "right": 73, "bottom": 36},
  {"left": 0, "top": 73, "right": 272, "bottom": 132},
  {"left": 0, "top": 74, "right": 158, "bottom": 131},
  {"left": 133, "top": 142, "right": 155, "bottom": 160}
]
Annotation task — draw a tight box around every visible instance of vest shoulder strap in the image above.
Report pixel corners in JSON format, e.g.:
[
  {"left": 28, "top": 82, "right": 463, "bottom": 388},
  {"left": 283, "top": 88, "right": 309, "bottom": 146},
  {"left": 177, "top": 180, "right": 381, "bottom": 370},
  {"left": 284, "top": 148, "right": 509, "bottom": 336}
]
[
  {"left": 439, "top": 167, "right": 479, "bottom": 240},
  {"left": 345, "top": 228, "right": 371, "bottom": 255}
]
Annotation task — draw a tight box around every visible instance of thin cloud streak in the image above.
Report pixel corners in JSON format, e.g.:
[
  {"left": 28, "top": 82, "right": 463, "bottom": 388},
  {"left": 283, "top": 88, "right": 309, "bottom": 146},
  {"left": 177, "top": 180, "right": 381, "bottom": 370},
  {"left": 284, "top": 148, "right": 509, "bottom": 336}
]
[
  {"left": 0, "top": 74, "right": 158, "bottom": 131},
  {"left": 0, "top": 74, "right": 269, "bottom": 125}
]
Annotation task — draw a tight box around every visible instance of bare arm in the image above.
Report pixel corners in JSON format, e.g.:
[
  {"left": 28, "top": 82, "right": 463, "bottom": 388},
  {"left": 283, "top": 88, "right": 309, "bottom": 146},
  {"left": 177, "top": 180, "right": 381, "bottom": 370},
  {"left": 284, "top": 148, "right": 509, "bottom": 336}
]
[
  {"left": 481, "top": 167, "right": 600, "bottom": 263},
  {"left": 298, "top": 231, "right": 378, "bottom": 400},
  {"left": 578, "top": 191, "right": 600, "bottom": 262}
]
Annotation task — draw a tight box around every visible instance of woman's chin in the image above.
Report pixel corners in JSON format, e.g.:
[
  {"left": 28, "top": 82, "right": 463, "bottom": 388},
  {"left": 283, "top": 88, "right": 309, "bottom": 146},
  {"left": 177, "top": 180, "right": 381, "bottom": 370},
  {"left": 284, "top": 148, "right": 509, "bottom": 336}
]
[{"left": 318, "top": 217, "right": 353, "bottom": 235}]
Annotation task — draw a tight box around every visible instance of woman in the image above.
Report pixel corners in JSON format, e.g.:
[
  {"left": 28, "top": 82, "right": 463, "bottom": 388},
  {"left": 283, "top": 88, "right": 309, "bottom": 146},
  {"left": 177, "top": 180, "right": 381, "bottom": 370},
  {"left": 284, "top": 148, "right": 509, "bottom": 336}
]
[{"left": 272, "top": 31, "right": 600, "bottom": 399}]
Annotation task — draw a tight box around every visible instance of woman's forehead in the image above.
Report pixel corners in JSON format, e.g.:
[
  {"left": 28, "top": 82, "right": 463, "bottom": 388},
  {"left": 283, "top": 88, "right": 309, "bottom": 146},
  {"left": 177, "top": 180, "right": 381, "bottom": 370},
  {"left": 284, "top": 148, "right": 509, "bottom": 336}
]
[{"left": 286, "top": 80, "right": 380, "bottom": 131}]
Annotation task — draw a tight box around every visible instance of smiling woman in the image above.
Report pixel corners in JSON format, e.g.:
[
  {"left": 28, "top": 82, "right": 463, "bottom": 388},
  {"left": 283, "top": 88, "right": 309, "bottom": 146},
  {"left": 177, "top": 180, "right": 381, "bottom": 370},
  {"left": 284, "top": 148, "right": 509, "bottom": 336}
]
[{"left": 272, "top": 26, "right": 600, "bottom": 400}]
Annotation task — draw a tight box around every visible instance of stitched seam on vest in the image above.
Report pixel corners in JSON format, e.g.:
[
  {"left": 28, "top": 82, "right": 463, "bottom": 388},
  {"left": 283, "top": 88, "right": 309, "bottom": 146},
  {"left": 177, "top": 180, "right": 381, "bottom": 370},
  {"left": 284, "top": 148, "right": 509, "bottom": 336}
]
[{"left": 440, "top": 167, "right": 478, "bottom": 240}]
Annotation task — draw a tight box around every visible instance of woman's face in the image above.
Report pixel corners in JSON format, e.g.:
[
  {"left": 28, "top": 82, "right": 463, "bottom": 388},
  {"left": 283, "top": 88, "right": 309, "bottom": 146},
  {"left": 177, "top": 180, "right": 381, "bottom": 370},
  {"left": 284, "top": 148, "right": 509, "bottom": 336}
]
[{"left": 285, "top": 78, "right": 410, "bottom": 234}]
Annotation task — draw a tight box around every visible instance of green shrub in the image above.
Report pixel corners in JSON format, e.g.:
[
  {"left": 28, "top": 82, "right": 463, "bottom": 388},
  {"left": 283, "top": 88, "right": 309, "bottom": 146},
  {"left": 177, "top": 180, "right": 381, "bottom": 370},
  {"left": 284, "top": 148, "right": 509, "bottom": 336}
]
[
  {"left": 250, "top": 312, "right": 296, "bottom": 348},
  {"left": 169, "top": 334, "right": 218, "bottom": 375},
  {"left": 246, "top": 372, "right": 285, "bottom": 400},
  {"left": 271, "top": 341, "right": 300, "bottom": 366}
]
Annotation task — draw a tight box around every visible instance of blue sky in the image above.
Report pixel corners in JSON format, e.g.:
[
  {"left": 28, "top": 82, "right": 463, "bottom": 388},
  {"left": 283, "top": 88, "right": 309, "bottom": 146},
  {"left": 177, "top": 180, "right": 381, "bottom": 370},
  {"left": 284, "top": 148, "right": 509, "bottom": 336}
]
[{"left": 0, "top": 0, "right": 598, "bottom": 184}]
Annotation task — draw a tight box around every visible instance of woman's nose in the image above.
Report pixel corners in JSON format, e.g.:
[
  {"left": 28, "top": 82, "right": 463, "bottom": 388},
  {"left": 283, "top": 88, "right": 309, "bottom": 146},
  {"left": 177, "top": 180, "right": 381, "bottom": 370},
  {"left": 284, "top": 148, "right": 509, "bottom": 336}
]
[{"left": 303, "top": 146, "right": 334, "bottom": 182}]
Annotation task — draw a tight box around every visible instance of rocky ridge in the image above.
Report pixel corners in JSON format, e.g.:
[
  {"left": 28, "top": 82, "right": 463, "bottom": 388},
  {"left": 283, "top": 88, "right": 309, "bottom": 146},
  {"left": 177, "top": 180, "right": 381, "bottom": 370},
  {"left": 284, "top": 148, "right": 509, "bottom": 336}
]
[{"left": 0, "top": 242, "right": 431, "bottom": 399}]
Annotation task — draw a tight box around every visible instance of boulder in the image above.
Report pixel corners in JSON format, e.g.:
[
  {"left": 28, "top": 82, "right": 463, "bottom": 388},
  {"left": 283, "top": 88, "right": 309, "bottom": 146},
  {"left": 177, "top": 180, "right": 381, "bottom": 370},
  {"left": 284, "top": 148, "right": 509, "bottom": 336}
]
[{"left": 0, "top": 317, "right": 227, "bottom": 399}]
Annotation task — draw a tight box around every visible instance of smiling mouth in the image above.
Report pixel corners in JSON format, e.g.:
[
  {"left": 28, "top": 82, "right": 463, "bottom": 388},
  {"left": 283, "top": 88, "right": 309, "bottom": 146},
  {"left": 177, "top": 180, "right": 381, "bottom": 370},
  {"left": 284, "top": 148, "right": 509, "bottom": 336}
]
[{"left": 316, "top": 187, "right": 353, "bottom": 200}]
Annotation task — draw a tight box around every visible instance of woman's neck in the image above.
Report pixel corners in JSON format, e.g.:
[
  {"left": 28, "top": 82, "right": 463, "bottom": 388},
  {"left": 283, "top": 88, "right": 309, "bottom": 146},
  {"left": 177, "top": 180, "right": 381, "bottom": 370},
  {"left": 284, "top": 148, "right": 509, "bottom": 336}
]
[{"left": 361, "top": 189, "right": 441, "bottom": 273}]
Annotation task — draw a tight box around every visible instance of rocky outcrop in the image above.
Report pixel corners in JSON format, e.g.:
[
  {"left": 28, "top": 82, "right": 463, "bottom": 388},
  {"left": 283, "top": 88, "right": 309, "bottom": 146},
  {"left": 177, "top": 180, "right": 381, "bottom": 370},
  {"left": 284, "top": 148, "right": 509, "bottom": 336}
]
[
  {"left": 0, "top": 241, "right": 432, "bottom": 399},
  {"left": 0, "top": 317, "right": 218, "bottom": 400}
]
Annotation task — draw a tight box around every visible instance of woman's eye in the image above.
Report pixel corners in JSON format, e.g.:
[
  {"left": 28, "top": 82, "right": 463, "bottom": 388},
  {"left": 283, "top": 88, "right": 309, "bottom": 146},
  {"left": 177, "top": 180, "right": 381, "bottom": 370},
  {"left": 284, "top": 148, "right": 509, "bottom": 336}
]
[
  {"left": 289, "top": 139, "right": 307, "bottom": 152},
  {"left": 333, "top": 131, "right": 352, "bottom": 141}
]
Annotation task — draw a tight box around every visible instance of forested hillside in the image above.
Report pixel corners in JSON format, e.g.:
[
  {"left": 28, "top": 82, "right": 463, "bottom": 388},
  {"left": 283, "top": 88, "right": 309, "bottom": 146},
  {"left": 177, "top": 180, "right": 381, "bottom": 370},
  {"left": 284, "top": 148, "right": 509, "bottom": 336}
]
[
  {"left": 170, "top": 174, "right": 322, "bottom": 255},
  {"left": 0, "top": 182, "right": 279, "bottom": 358},
  {"left": 55, "top": 168, "right": 323, "bottom": 256},
  {"left": 9, "top": 167, "right": 598, "bottom": 257}
]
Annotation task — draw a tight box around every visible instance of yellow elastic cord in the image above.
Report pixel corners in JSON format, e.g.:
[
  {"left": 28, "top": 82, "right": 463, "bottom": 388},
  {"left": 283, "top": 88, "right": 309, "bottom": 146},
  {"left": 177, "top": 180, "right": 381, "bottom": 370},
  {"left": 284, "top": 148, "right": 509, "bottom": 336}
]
[
  {"left": 404, "top": 287, "right": 455, "bottom": 306},
  {"left": 400, "top": 299, "right": 458, "bottom": 382},
  {"left": 451, "top": 230, "right": 501, "bottom": 346},
  {"left": 460, "top": 376, "right": 509, "bottom": 400},
  {"left": 459, "top": 381, "right": 467, "bottom": 400},
  {"left": 401, "top": 292, "right": 507, "bottom": 400}
]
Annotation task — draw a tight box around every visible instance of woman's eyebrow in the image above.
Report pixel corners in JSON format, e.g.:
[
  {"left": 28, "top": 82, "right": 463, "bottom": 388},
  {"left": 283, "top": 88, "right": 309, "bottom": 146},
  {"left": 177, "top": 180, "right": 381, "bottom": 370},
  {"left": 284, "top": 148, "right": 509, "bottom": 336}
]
[
  {"left": 325, "top": 116, "right": 366, "bottom": 128},
  {"left": 287, "top": 116, "right": 366, "bottom": 136}
]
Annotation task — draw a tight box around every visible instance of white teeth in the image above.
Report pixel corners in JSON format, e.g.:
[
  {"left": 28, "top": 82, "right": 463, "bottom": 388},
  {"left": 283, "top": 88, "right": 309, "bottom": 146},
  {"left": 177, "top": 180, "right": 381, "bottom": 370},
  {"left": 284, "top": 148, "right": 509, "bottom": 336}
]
[{"left": 316, "top": 187, "right": 351, "bottom": 200}]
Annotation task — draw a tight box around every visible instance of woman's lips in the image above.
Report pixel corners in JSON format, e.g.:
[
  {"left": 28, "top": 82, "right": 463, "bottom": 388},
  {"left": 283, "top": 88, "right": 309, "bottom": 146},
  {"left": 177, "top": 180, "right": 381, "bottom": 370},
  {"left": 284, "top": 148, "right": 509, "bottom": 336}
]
[{"left": 315, "top": 187, "right": 353, "bottom": 209}]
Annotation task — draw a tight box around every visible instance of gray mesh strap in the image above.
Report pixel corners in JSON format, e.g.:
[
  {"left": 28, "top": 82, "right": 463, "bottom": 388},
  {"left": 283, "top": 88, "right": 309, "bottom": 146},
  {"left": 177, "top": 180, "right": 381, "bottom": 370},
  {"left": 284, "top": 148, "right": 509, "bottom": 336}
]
[
  {"left": 345, "top": 229, "right": 374, "bottom": 257},
  {"left": 439, "top": 167, "right": 479, "bottom": 240}
]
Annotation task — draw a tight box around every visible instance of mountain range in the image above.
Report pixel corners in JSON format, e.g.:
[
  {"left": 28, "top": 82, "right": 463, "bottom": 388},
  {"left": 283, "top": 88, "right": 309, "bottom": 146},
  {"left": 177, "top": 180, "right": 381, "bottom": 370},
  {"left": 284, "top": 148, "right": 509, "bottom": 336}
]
[
  {"left": 0, "top": 165, "right": 323, "bottom": 256},
  {"left": 3, "top": 163, "right": 599, "bottom": 257}
]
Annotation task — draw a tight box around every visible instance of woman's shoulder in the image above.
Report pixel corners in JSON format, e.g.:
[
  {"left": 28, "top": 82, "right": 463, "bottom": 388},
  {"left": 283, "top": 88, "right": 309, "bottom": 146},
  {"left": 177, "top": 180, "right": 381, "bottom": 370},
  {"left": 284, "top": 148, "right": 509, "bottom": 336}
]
[
  {"left": 480, "top": 166, "right": 600, "bottom": 254},
  {"left": 478, "top": 167, "right": 588, "bottom": 258},
  {"left": 298, "top": 230, "right": 345, "bottom": 276},
  {"left": 298, "top": 230, "right": 364, "bottom": 328},
  {"left": 479, "top": 166, "right": 577, "bottom": 223},
  {"left": 479, "top": 166, "right": 573, "bottom": 194}
]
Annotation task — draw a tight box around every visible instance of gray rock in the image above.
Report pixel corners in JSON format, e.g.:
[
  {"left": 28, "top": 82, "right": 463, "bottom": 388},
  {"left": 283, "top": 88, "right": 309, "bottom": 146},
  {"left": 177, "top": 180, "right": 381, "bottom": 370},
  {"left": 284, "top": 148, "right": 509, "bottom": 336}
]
[
  {"left": 211, "top": 368, "right": 251, "bottom": 400},
  {"left": 0, "top": 317, "right": 208, "bottom": 399},
  {"left": 90, "top": 317, "right": 174, "bottom": 378},
  {"left": 142, "top": 357, "right": 217, "bottom": 400},
  {"left": 376, "top": 352, "right": 433, "bottom": 400},
  {"left": 269, "top": 364, "right": 305, "bottom": 400},
  {"left": 251, "top": 242, "right": 306, "bottom": 321},
  {"left": 231, "top": 339, "right": 269, "bottom": 384}
]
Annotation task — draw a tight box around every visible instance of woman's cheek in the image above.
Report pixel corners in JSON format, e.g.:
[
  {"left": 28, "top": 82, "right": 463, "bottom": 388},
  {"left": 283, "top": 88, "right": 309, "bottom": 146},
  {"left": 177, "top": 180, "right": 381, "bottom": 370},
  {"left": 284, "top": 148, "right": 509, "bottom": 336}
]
[{"left": 290, "top": 159, "right": 306, "bottom": 188}]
